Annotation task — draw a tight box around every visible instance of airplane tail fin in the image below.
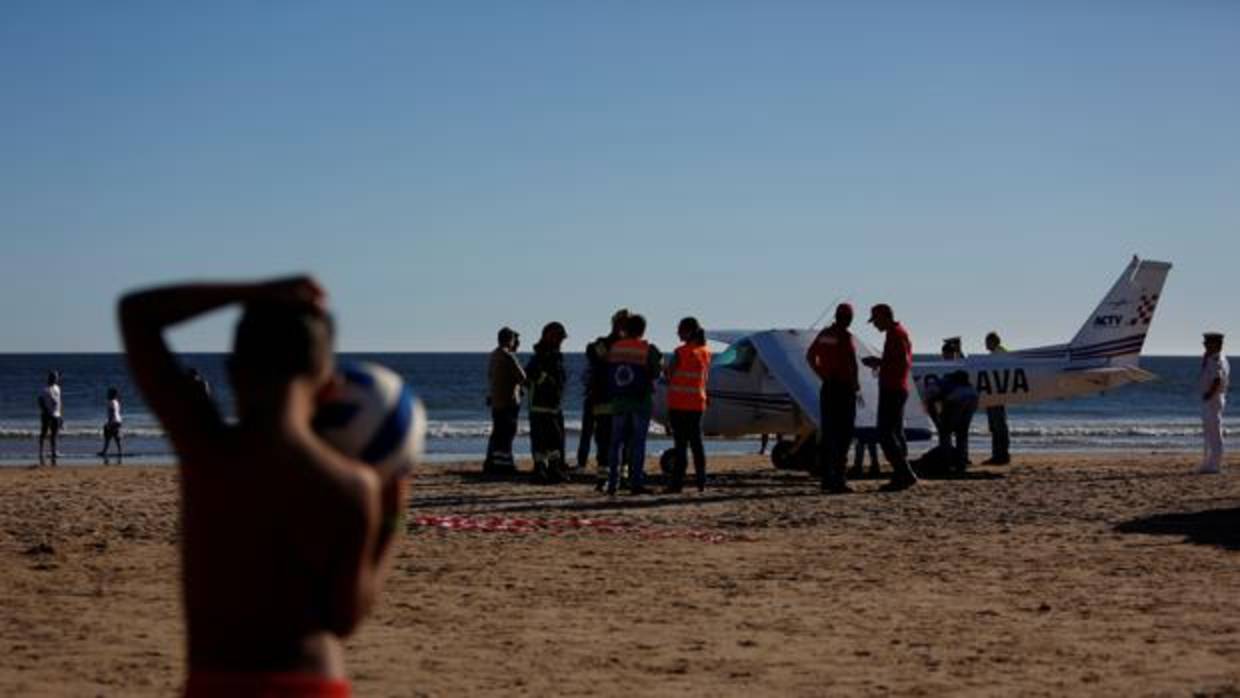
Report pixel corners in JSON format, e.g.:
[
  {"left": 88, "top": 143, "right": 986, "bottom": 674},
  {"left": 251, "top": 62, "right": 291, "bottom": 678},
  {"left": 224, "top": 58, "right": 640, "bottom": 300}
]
[{"left": 1065, "top": 255, "right": 1171, "bottom": 364}]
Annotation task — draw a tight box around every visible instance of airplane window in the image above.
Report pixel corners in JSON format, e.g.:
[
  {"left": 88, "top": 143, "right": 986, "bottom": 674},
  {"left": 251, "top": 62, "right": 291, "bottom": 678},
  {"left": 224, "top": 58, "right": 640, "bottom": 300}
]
[{"left": 712, "top": 341, "right": 756, "bottom": 372}]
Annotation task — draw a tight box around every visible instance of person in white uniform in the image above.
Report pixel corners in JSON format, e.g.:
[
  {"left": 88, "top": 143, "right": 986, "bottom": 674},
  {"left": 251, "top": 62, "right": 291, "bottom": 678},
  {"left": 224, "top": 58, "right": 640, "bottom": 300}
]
[{"left": 1198, "top": 332, "right": 1229, "bottom": 474}]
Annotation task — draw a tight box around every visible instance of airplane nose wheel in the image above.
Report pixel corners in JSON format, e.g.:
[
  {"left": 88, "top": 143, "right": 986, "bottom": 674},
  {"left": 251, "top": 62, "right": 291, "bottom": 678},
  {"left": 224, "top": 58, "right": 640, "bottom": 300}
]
[
  {"left": 659, "top": 449, "right": 676, "bottom": 476},
  {"left": 770, "top": 441, "right": 797, "bottom": 470}
]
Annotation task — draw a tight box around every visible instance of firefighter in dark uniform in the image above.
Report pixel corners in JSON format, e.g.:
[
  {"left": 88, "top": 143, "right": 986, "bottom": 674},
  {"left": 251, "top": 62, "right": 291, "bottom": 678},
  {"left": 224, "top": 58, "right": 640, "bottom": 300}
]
[
  {"left": 526, "top": 322, "right": 569, "bottom": 483},
  {"left": 806, "top": 303, "right": 860, "bottom": 494},
  {"left": 583, "top": 309, "right": 629, "bottom": 489},
  {"left": 982, "top": 331, "right": 1011, "bottom": 465}
]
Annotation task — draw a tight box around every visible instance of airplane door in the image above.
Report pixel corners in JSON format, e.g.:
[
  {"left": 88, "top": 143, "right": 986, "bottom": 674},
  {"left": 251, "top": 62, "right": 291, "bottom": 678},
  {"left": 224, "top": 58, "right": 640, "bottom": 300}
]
[
  {"left": 703, "top": 339, "right": 763, "bottom": 437},
  {"left": 753, "top": 357, "right": 791, "bottom": 432}
]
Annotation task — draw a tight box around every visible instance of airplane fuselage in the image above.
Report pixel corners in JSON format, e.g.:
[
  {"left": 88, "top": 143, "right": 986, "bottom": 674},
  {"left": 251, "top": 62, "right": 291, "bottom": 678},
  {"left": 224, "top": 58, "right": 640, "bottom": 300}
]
[
  {"left": 913, "top": 355, "right": 1112, "bottom": 409},
  {"left": 654, "top": 353, "right": 1141, "bottom": 438},
  {"left": 650, "top": 256, "right": 1169, "bottom": 451}
]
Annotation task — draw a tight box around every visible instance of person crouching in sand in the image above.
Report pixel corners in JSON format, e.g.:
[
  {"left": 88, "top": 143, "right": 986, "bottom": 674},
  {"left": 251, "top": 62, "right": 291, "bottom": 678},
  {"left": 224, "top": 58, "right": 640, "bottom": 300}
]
[{"left": 119, "top": 276, "right": 404, "bottom": 697}]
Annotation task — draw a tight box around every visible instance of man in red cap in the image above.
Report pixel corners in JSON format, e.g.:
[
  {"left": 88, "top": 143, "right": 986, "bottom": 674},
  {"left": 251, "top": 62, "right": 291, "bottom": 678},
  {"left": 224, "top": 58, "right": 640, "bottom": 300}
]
[
  {"left": 806, "top": 303, "right": 860, "bottom": 493},
  {"left": 861, "top": 304, "right": 919, "bottom": 491}
]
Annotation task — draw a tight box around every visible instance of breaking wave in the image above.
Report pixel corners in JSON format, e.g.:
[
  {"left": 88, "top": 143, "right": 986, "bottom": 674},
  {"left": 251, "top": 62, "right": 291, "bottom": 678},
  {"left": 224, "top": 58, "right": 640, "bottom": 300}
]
[
  {"left": 972, "top": 419, "right": 1237, "bottom": 439},
  {"left": 0, "top": 426, "right": 167, "bottom": 439},
  {"left": 1, "top": 418, "right": 1234, "bottom": 450},
  {"left": 427, "top": 419, "right": 593, "bottom": 440}
]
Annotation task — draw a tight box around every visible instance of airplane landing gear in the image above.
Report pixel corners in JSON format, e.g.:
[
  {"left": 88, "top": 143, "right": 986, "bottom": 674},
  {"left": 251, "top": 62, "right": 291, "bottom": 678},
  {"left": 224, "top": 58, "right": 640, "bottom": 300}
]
[
  {"left": 659, "top": 448, "right": 676, "bottom": 476},
  {"left": 770, "top": 441, "right": 798, "bottom": 470},
  {"left": 770, "top": 434, "right": 819, "bottom": 473}
]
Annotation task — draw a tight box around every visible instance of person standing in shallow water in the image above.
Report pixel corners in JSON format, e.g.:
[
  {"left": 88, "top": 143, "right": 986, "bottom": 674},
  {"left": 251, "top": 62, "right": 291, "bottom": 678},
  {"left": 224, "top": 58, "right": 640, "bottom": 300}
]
[
  {"left": 98, "top": 387, "right": 123, "bottom": 459},
  {"left": 37, "top": 370, "right": 62, "bottom": 465},
  {"left": 665, "top": 317, "right": 711, "bottom": 493}
]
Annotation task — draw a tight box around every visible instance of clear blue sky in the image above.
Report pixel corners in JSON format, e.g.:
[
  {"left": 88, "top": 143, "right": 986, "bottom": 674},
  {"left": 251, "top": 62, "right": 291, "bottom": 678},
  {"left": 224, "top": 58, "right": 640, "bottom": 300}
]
[{"left": 2, "top": 2, "right": 1237, "bottom": 354}]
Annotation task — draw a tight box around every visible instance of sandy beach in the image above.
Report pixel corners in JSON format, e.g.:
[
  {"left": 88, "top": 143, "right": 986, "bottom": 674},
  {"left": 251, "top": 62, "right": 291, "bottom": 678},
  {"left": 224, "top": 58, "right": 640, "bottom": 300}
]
[{"left": 2, "top": 453, "right": 1238, "bottom": 697}]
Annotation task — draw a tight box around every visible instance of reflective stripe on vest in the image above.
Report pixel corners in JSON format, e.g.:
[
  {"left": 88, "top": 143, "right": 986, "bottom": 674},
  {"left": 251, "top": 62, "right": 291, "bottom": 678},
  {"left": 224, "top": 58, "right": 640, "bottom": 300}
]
[
  {"left": 668, "top": 344, "right": 710, "bottom": 412},
  {"left": 609, "top": 343, "right": 649, "bottom": 364},
  {"left": 668, "top": 385, "right": 704, "bottom": 395}
]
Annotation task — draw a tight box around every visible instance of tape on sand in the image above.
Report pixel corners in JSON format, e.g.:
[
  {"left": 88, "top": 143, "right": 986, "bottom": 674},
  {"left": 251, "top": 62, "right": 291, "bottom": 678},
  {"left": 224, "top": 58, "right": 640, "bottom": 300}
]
[{"left": 410, "top": 515, "right": 752, "bottom": 544}]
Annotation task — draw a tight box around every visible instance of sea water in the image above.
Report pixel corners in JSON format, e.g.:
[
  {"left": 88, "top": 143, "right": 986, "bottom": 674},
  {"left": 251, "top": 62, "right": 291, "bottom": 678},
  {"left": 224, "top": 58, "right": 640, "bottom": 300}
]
[{"left": 0, "top": 353, "right": 1234, "bottom": 465}]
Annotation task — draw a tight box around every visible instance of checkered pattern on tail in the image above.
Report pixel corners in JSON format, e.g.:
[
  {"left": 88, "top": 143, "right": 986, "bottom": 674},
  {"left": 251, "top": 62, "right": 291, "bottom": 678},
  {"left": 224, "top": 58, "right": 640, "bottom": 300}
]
[
  {"left": 1068, "top": 256, "right": 1171, "bottom": 364},
  {"left": 1128, "top": 294, "right": 1159, "bottom": 327}
]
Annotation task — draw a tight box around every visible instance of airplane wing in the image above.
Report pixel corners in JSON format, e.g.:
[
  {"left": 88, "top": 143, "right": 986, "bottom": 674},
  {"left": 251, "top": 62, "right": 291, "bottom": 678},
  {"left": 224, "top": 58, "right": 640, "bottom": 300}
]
[
  {"left": 706, "top": 329, "right": 758, "bottom": 346},
  {"left": 1058, "top": 365, "right": 1158, "bottom": 391},
  {"left": 748, "top": 330, "right": 825, "bottom": 427},
  {"left": 749, "top": 330, "right": 933, "bottom": 436}
]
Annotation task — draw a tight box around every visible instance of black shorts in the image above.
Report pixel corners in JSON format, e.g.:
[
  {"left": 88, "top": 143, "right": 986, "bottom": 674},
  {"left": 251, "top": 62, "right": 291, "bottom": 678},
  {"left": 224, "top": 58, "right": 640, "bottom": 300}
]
[
  {"left": 40, "top": 413, "right": 61, "bottom": 437},
  {"left": 104, "top": 422, "right": 121, "bottom": 438}
]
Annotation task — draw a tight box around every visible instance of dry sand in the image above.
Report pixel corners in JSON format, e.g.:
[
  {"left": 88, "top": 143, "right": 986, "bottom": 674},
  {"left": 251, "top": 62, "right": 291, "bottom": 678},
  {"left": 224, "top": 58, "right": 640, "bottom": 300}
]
[{"left": 2, "top": 453, "right": 1239, "bottom": 697}]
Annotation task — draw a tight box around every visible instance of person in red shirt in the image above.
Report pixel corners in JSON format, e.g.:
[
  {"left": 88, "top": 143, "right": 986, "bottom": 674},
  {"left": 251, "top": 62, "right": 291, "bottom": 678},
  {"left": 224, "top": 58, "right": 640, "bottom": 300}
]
[
  {"left": 861, "top": 303, "right": 919, "bottom": 491},
  {"left": 806, "top": 303, "right": 859, "bottom": 493}
]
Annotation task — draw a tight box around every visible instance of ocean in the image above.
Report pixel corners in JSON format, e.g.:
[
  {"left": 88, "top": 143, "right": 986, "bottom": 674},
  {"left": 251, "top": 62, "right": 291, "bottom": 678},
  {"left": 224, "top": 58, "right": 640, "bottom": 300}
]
[{"left": 0, "top": 353, "right": 1234, "bottom": 465}]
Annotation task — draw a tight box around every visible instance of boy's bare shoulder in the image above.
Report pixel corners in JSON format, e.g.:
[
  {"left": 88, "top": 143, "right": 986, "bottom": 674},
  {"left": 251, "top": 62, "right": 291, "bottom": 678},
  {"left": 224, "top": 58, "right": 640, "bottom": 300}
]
[
  {"left": 284, "top": 437, "right": 381, "bottom": 511},
  {"left": 183, "top": 429, "right": 377, "bottom": 508}
]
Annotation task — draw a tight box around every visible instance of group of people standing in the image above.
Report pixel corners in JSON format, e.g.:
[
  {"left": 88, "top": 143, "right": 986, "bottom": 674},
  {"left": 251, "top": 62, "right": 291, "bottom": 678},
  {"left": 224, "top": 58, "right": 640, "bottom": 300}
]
[
  {"left": 807, "top": 303, "right": 1016, "bottom": 493},
  {"left": 484, "top": 309, "right": 712, "bottom": 495},
  {"left": 808, "top": 303, "right": 920, "bottom": 493}
]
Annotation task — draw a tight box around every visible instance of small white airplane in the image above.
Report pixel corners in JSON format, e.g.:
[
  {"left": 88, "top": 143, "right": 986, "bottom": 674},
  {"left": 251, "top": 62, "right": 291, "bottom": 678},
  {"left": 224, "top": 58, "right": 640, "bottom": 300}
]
[{"left": 652, "top": 255, "right": 1172, "bottom": 470}]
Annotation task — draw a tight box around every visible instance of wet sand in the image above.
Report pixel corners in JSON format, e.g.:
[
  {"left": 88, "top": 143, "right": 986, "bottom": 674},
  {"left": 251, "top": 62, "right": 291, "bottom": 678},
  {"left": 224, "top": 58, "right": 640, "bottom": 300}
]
[{"left": 2, "top": 453, "right": 1238, "bottom": 696}]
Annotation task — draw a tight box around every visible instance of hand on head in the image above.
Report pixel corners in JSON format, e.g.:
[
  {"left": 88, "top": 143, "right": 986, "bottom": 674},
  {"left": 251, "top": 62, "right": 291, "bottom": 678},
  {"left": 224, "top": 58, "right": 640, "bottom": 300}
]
[{"left": 259, "top": 275, "right": 328, "bottom": 312}]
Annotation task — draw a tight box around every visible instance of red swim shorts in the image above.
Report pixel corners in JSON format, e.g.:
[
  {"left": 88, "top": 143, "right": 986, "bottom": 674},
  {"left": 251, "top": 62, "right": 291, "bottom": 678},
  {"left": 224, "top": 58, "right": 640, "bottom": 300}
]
[{"left": 185, "top": 671, "right": 351, "bottom": 698}]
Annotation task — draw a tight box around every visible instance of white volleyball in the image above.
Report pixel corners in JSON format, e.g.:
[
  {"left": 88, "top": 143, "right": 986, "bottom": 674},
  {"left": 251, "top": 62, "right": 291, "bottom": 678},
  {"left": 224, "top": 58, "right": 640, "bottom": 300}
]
[{"left": 314, "top": 361, "right": 425, "bottom": 478}]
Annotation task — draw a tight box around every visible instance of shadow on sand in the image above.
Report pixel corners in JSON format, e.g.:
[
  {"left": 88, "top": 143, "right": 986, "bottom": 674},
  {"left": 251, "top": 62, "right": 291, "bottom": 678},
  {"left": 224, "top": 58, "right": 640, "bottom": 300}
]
[
  {"left": 1116, "top": 507, "right": 1240, "bottom": 551},
  {"left": 415, "top": 470, "right": 816, "bottom": 514},
  {"left": 411, "top": 466, "right": 1006, "bottom": 515}
]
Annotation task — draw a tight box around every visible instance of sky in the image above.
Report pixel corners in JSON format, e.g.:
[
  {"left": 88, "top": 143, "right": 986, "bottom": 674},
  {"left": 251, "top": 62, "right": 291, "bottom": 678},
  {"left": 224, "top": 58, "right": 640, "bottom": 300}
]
[{"left": 2, "top": 1, "right": 1237, "bottom": 354}]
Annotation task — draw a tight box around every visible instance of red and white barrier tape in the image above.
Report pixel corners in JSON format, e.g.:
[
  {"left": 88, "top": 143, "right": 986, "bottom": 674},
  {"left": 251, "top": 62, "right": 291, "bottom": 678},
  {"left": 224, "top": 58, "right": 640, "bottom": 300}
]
[{"left": 409, "top": 514, "right": 751, "bottom": 544}]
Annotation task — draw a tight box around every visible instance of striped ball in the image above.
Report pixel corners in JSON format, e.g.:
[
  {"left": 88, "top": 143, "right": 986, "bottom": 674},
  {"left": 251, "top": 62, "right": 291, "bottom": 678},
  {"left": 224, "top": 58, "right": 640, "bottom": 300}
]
[{"left": 314, "top": 361, "right": 425, "bottom": 478}]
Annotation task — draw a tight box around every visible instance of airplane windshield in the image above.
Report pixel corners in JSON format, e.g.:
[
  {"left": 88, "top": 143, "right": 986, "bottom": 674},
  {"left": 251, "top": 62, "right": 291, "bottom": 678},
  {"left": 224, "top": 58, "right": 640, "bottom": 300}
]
[{"left": 712, "top": 341, "right": 756, "bottom": 372}]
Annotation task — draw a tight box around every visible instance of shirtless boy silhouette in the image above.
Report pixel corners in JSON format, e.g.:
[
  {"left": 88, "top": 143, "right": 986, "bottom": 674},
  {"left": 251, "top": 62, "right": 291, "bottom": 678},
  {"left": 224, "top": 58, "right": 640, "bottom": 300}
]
[{"left": 120, "top": 277, "right": 405, "bottom": 697}]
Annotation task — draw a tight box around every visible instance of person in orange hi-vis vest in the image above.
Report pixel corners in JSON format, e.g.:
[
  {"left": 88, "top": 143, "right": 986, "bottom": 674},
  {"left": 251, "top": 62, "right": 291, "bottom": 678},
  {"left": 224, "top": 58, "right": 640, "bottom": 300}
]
[{"left": 665, "top": 317, "right": 711, "bottom": 493}]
